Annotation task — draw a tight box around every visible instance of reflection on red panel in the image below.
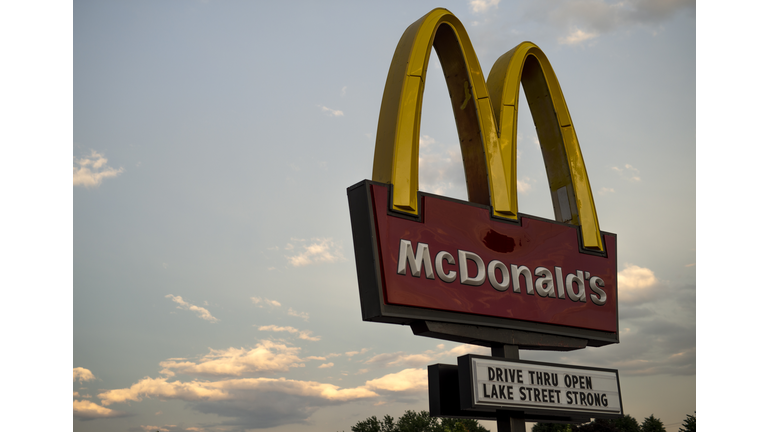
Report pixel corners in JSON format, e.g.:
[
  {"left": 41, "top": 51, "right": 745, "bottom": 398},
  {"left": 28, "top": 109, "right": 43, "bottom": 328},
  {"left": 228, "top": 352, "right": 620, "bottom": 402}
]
[{"left": 370, "top": 183, "right": 617, "bottom": 333}]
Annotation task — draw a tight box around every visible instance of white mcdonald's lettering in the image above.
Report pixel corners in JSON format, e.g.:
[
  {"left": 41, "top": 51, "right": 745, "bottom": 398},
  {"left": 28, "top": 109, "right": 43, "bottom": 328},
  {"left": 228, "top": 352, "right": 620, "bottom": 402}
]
[{"left": 396, "top": 239, "right": 608, "bottom": 306}]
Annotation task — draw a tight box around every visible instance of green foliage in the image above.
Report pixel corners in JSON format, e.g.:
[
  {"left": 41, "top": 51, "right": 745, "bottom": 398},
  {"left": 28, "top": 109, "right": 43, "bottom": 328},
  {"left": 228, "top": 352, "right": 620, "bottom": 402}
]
[
  {"left": 396, "top": 410, "right": 441, "bottom": 432},
  {"left": 575, "top": 418, "right": 619, "bottom": 432},
  {"left": 640, "top": 415, "right": 666, "bottom": 432},
  {"left": 351, "top": 410, "right": 489, "bottom": 432},
  {"left": 533, "top": 415, "right": 641, "bottom": 432},
  {"left": 440, "top": 417, "right": 491, "bottom": 432},
  {"left": 351, "top": 414, "right": 396, "bottom": 432},
  {"left": 532, "top": 423, "right": 573, "bottom": 432},
  {"left": 609, "top": 415, "right": 641, "bottom": 432},
  {"left": 678, "top": 413, "right": 695, "bottom": 432}
]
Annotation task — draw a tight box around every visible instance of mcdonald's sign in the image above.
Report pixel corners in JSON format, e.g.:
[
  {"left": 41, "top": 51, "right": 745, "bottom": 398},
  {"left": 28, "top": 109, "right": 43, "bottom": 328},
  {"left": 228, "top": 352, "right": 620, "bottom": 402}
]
[{"left": 348, "top": 9, "right": 618, "bottom": 347}]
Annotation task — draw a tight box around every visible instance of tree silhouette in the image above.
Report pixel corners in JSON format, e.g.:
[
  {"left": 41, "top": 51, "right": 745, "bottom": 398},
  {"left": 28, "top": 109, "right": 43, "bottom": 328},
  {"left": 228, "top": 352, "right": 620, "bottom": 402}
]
[
  {"left": 533, "top": 415, "right": 641, "bottom": 432},
  {"left": 678, "top": 413, "right": 695, "bottom": 432},
  {"left": 532, "top": 422, "right": 573, "bottom": 432},
  {"left": 640, "top": 415, "right": 666, "bottom": 432},
  {"left": 351, "top": 410, "right": 489, "bottom": 432}
]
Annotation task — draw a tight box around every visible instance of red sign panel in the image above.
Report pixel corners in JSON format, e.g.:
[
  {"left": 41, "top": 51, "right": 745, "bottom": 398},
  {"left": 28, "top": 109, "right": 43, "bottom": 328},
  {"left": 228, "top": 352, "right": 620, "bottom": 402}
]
[{"left": 348, "top": 181, "right": 618, "bottom": 344}]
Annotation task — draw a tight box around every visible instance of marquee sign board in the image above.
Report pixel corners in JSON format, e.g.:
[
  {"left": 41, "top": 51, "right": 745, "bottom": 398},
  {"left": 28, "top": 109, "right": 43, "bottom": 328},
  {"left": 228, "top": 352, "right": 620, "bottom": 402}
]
[
  {"left": 457, "top": 355, "right": 623, "bottom": 418},
  {"left": 428, "top": 363, "right": 592, "bottom": 423},
  {"left": 348, "top": 8, "right": 618, "bottom": 346}
]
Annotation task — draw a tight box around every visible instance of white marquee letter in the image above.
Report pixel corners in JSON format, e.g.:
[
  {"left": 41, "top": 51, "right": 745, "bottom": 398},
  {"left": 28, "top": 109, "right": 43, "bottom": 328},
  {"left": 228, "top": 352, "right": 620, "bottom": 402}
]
[{"left": 397, "top": 239, "right": 434, "bottom": 279}]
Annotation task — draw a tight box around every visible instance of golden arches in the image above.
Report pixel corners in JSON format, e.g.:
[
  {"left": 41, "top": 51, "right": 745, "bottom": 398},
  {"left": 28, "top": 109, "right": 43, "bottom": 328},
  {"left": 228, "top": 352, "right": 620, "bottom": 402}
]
[{"left": 371, "top": 8, "right": 603, "bottom": 251}]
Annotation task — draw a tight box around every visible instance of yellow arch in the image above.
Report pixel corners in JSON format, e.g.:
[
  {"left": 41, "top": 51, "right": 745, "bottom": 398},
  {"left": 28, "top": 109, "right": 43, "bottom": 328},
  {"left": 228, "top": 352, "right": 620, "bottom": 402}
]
[{"left": 371, "top": 9, "right": 603, "bottom": 251}]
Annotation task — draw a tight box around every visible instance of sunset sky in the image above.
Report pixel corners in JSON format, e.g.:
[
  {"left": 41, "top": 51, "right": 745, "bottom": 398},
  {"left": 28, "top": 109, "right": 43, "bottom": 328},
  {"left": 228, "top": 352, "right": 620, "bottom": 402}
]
[
  {"left": 69, "top": 1, "right": 698, "bottom": 431},
  {"left": 11, "top": 0, "right": 749, "bottom": 431}
]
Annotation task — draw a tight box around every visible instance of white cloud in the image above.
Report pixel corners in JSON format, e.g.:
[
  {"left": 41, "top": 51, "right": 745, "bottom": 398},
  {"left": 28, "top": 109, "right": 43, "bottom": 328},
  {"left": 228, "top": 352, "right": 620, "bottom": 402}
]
[
  {"left": 469, "top": 0, "right": 500, "bottom": 13},
  {"left": 345, "top": 348, "right": 370, "bottom": 357},
  {"left": 611, "top": 163, "right": 641, "bottom": 182},
  {"left": 249, "top": 297, "right": 309, "bottom": 321},
  {"left": 73, "top": 150, "right": 124, "bottom": 188},
  {"left": 159, "top": 340, "right": 304, "bottom": 377},
  {"left": 74, "top": 367, "right": 95, "bottom": 382},
  {"left": 258, "top": 324, "right": 321, "bottom": 341},
  {"left": 598, "top": 187, "right": 615, "bottom": 195},
  {"left": 363, "top": 344, "right": 490, "bottom": 368},
  {"left": 364, "top": 368, "right": 427, "bottom": 393},
  {"left": 99, "top": 371, "right": 380, "bottom": 405},
  {"left": 418, "top": 135, "right": 465, "bottom": 197},
  {"left": 165, "top": 295, "right": 219, "bottom": 323},
  {"left": 517, "top": 176, "right": 533, "bottom": 194},
  {"left": 95, "top": 343, "right": 495, "bottom": 428},
  {"left": 618, "top": 263, "right": 659, "bottom": 304},
  {"left": 558, "top": 28, "right": 598, "bottom": 45},
  {"left": 288, "top": 307, "right": 310, "bottom": 321},
  {"left": 320, "top": 105, "right": 344, "bottom": 117},
  {"left": 73, "top": 400, "right": 129, "bottom": 419},
  {"left": 251, "top": 297, "right": 281, "bottom": 308},
  {"left": 419, "top": 135, "right": 436, "bottom": 148},
  {"left": 285, "top": 237, "right": 345, "bottom": 267}
]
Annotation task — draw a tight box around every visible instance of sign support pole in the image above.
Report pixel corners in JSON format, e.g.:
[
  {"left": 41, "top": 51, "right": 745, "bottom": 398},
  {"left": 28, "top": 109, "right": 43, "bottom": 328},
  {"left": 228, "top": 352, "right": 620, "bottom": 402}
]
[{"left": 492, "top": 344, "right": 527, "bottom": 432}]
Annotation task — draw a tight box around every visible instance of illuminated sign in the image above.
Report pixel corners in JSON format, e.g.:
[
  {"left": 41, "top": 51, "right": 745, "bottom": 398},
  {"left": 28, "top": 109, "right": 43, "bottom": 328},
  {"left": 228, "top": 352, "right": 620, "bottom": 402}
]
[
  {"left": 457, "top": 355, "right": 622, "bottom": 418},
  {"left": 348, "top": 8, "right": 618, "bottom": 346}
]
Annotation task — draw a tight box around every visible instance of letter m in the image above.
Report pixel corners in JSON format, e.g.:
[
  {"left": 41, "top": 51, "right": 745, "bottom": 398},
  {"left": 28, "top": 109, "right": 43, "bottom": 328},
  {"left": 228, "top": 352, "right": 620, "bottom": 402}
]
[{"left": 397, "top": 239, "right": 434, "bottom": 279}]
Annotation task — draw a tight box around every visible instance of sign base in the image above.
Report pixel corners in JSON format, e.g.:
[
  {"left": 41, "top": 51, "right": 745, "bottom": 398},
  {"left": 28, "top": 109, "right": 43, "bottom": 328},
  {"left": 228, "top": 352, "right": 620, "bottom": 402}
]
[{"left": 412, "top": 320, "right": 588, "bottom": 351}]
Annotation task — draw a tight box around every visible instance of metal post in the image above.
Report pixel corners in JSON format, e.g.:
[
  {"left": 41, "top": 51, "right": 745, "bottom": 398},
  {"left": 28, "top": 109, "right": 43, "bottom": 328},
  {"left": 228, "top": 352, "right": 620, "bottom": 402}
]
[{"left": 492, "top": 344, "right": 527, "bottom": 432}]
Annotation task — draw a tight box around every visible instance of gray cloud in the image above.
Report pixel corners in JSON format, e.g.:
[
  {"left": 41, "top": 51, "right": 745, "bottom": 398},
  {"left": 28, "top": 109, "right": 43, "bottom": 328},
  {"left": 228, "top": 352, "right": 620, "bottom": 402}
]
[
  {"left": 190, "top": 390, "right": 341, "bottom": 430},
  {"left": 529, "top": 276, "right": 695, "bottom": 377},
  {"left": 524, "top": 0, "right": 695, "bottom": 42}
]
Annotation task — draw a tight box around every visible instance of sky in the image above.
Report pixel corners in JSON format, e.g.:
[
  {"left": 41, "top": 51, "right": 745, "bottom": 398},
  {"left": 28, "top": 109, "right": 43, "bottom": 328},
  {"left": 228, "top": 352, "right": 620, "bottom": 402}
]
[
  {"left": 67, "top": 1, "right": 699, "bottom": 431},
  {"left": 8, "top": 0, "right": 748, "bottom": 431}
]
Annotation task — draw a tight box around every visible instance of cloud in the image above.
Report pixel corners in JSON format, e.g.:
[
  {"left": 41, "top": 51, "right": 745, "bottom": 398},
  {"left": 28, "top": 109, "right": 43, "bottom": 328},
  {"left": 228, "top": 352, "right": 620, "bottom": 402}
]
[
  {"left": 99, "top": 376, "right": 377, "bottom": 429},
  {"left": 258, "top": 325, "right": 321, "bottom": 341},
  {"left": 96, "top": 342, "right": 494, "bottom": 429},
  {"left": 364, "top": 368, "right": 427, "bottom": 393},
  {"left": 73, "top": 400, "right": 130, "bottom": 420},
  {"left": 251, "top": 297, "right": 281, "bottom": 308},
  {"left": 159, "top": 340, "right": 304, "bottom": 377},
  {"left": 469, "top": 0, "right": 500, "bottom": 13},
  {"left": 363, "top": 344, "right": 491, "bottom": 368},
  {"left": 611, "top": 163, "right": 641, "bottom": 182},
  {"left": 165, "top": 295, "right": 219, "bottom": 323},
  {"left": 74, "top": 367, "right": 95, "bottom": 382},
  {"left": 418, "top": 136, "right": 465, "bottom": 197},
  {"left": 523, "top": 0, "right": 694, "bottom": 44},
  {"left": 138, "top": 425, "right": 205, "bottom": 432},
  {"left": 618, "top": 264, "right": 659, "bottom": 304},
  {"left": 517, "top": 176, "right": 533, "bottom": 194},
  {"left": 345, "top": 348, "right": 370, "bottom": 357},
  {"left": 445, "top": 344, "right": 490, "bottom": 357},
  {"left": 73, "top": 150, "right": 124, "bottom": 187},
  {"left": 364, "top": 352, "right": 435, "bottom": 368},
  {"left": 524, "top": 259, "right": 695, "bottom": 378},
  {"left": 558, "top": 28, "right": 599, "bottom": 45},
  {"left": 285, "top": 237, "right": 345, "bottom": 267},
  {"left": 288, "top": 307, "right": 310, "bottom": 321},
  {"left": 249, "top": 297, "right": 309, "bottom": 321},
  {"left": 598, "top": 187, "right": 615, "bottom": 195},
  {"left": 320, "top": 105, "right": 344, "bottom": 117}
]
